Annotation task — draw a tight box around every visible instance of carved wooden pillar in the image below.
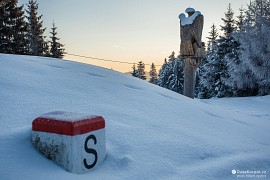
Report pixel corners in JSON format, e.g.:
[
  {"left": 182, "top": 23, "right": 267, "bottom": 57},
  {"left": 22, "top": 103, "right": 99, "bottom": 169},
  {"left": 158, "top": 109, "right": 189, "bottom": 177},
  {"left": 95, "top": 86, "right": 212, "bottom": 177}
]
[
  {"left": 183, "top": 58, "right": 200, "bottom": 98},
  {"left": 179, "top": 8, "right": 204, "bottom": 99}
]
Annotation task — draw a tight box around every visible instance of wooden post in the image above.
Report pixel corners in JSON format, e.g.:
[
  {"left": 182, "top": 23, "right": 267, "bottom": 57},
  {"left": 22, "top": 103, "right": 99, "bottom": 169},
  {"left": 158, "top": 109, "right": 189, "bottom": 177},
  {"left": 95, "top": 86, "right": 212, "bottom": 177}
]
[
  {"left": 183, "top": 58, "right": 200, "bottom": 98},
  {"left": 179, "top": 8, "right": 204, "bottom": 98},
  {"left": 184, "top": 58, "right": 194, "bottom": 98}
]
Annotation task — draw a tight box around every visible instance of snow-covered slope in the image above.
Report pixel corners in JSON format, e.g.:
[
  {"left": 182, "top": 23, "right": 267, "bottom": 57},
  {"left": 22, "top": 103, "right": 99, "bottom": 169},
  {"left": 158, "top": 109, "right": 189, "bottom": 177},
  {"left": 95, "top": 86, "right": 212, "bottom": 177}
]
[{"left": 0, "top": 53, "right": 269, "bottom": 179}]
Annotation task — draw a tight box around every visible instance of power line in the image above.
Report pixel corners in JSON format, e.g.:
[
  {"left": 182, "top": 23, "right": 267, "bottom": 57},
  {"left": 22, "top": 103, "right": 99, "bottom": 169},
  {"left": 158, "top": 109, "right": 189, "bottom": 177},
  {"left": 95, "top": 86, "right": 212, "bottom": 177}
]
[{"left": 64, "top": 52, "right": 163, "bottom": 66}]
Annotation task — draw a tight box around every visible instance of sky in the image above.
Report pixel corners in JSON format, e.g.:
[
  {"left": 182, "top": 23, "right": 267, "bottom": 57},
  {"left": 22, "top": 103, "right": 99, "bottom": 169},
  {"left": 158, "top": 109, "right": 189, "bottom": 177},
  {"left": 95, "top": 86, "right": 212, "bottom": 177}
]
[{"left": 18, "top": 0, "right": 251, "bottom": 72}]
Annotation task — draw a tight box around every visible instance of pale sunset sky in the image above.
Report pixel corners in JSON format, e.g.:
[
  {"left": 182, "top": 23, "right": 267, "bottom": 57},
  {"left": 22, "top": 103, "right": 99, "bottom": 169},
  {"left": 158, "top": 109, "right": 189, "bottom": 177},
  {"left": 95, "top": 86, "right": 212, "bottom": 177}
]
[{"left": 19, "top": 0, "right": 251, "bottom": 72}]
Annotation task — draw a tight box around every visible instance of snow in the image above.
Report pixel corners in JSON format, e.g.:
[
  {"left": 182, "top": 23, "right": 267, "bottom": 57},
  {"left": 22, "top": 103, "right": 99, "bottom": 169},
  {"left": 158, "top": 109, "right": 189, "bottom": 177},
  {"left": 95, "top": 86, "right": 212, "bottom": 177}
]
[
  {"left": 0, "top": 53, "right": 269, "bottom": 179},
  {"left": 179, "top": 11, "right": 202, "bottom": 26},
  {"left": 185, "top": 7, "right": 195, "bottom": 13},
  {"left": 39, "top": 111, "right": 98, "bottom": 122}
]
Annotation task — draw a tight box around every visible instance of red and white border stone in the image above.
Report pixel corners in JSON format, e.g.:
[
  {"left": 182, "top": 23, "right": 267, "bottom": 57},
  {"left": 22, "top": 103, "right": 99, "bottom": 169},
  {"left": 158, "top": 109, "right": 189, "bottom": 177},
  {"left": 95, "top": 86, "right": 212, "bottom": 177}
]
[{"left": 32, "top": 111, "right": 106, "bottom": 174}]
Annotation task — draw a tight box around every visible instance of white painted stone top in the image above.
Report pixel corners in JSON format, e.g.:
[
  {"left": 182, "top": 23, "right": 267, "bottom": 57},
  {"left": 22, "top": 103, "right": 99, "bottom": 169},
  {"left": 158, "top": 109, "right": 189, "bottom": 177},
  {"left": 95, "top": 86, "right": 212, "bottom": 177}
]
[
  {"left": 39, "top": 111, "right": 98, "bottom": 122},
  {"left": 179, "top": 11, "right": 202, "bottom": 26}
]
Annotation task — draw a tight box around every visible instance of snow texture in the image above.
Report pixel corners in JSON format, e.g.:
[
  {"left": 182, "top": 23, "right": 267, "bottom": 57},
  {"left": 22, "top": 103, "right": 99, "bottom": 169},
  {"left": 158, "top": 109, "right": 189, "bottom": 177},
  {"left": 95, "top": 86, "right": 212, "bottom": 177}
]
[
  {"left": 0, "top": 53, "right": 269, "bottom": 179},
  {"left": 39, "top": 111, "right": 98, "bottom": 122},
  {"left": 179, "top": 11, "right": 202, "bottom": 26},
  {"left": 185, "top": 7, "right": 195, "bottom": 13}
]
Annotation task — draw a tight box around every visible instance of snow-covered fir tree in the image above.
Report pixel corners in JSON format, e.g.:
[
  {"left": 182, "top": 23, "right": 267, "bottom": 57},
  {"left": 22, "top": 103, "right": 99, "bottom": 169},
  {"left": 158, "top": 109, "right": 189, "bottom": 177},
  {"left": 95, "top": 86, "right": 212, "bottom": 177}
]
[
  {"left": 25, "top": 0, "right": 48, "bottom": 56},
  {"left": 149, "top": 63, "right": 158, "bottom": 84},
  {"left": 221, "top": 3, "right": 236, "bottom": 37},
  {"left": 198, "top": 4, "right": 239, "bottom": 98},
  {"left": 206, "top": 23, "right": 219, "bottom": 50},
  {"left": 197, "top": 41, "right": 219, "bottom": 98},
  {"left": 236, "top": 6, "right": 245, "bottom": 31},
  {"left": 156, "top": 58, "right": 169, "bottom": 87},
  {"left": 157, "top": 53, "right": 174, "bottom": 90},
  {"left": 197, "top": 24, "right": 219, "bottom": 98},
  {"left": 157, "top": 52, "right": 184, "bottom": 94},
  {"left": 136, "top": 61, "right": 147, "bottom": 80},
  {"left": 214, "top": 3, "right": 239, "bottom": 97},
  {"left": 0, "top": 0, "right": 28, "bottom": 54},
  {"left": 170, "top": 56, "right": 184, "bottom": 94},
  {"left": 50, "top": 22, "right": 64, "bottom": 58},
  {"left": 233, "top": 0, "right": 270, "bottom": 95}
]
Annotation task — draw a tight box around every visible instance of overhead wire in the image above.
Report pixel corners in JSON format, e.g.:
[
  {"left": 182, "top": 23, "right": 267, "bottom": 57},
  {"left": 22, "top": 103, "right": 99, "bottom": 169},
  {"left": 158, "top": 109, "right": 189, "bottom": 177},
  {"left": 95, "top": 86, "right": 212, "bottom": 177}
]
[{"left": 64, "top": 52, "right": 163, "bottom": 66}]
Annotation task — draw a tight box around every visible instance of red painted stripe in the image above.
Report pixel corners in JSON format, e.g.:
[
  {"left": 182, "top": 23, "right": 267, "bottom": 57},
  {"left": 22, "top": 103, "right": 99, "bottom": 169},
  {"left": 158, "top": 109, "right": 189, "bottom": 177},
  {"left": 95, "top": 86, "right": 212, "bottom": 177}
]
[{"left": 32, "top": 116, "right": 105, "bottom": 136}]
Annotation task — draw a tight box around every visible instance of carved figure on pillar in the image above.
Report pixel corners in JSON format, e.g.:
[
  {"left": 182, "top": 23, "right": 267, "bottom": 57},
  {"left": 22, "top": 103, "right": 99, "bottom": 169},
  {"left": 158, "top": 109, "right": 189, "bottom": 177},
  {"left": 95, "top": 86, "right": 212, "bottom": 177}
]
[{"left": 179, "top": 7, "right": 204, "bottom": 98}]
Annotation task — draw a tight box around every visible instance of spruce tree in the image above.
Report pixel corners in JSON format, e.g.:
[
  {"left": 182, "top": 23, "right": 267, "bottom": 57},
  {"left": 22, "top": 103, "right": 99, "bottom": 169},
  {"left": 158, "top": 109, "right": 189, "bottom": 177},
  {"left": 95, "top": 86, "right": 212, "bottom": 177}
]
[
  {"left": 206, "top": 23, "right": 219, "bottom": 50},
  {"left": 237, "top": 6, "right": 245, "bottom": 31},
  {"left": 157, "top": 54, "right": 174, "bottom": 90},
  {"left": 197, "top": 42, "right": 220, "bottom": 98},
  {"left": 235, "top": 0, "right": 270, "bottom": 95},
  {"left": 197, "top": 24, "right": 219, "bottom": 98},
  {"left": 0, "top": 1, "right": 9, "bottom": 53},
  {"left": 156, "top": 58, "right": 169, "bottom": 88},
  {"left": 131, "top": 63, "right": 138, "bottom": 77},
  {"left": 198, "top": 4, "right": 238, "bottom": 98},
  {"left": 11, "top": 0, "right": 28, "bottom": 54},
  {"left": 170, "top": 57, "right": 184, "bottom": 94},
  {"left": 137, "top": 61, "right": 147, "bottom": 80},
  {"left": 50, "top": 22, "right": 64, "bottom": 58},
  {"left": 25, "top": 0, "right": 47, "bottom": 56},
  {"left": 157, "top": 52, "right": 184, "bottom": 94},
  {"left": 216, "top": 4, "right": 239, "bottom": 97},
  {"left": 167, "top": 52, "right": 183, "bottom": 94},
  {"left": 149, "top": 63, "right": 158, "bottom": 84},
  {"left": 221, "top": 3, "right": 236, "bottom": 37},
  {"left": 0, "top": 0, "right": 28, "bottom": 54}
]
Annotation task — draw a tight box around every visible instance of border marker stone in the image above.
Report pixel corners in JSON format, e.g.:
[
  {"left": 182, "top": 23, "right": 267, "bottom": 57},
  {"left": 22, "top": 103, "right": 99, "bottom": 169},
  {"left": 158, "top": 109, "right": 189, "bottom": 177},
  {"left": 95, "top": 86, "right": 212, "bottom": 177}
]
[{"left": 32, "top": 111, "right": 106, "bottom": 174}]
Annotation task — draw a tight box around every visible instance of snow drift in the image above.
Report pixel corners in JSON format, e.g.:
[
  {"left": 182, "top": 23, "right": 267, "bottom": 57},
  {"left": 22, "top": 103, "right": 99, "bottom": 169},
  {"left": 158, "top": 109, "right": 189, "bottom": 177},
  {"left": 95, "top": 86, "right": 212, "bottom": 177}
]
[{"left": 0, "top": 53, "right": 269, "bottom": 179}]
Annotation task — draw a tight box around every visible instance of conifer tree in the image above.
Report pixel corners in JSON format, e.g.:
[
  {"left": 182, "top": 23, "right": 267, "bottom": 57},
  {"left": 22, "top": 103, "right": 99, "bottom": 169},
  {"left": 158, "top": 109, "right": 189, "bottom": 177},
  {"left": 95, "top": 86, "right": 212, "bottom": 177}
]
[
  {"left": 50, "top": 22, "right": 64, "bottom": 58},
  {"left": 237, "top": 6, "right": 245, "bottom": 31},
  {"left": 157, "top": 55, "right": 174, "bottom": 90},
  {"left": 25, "top": 0, "right": 47, "bottom": 56},
  {"left": 168, "top": 51, "right": 175, "bottom": 61},
  {"left": 170, "top": 57, "right": 184, "bottom": 94},
  {"left": 197, "top": 42, "right": 220, "bottom": 98},
  {"left": 137, "top": 61, "right": 147, "bottom": 80},
  {"left": 206, "top": 23, "right": 219, "bottom": 51},
  {"left": 0, "top": 0, "right": 28, "bottom": 54},
  {"left": 198, "top": 4, "right": 238, "bottom": 98},
  {"left": 221, "top": 3, "right": 236, "bottom": 37},
  {"left": 131, "top": 63, "right": 138, "bottom": 77},
  {"left": 234, "top": 0, "right": 270, "bottom": 95},
  {"left": 156, "top": 58, "right": 169, "bottom": 88},
  {"left": 0, "top": 1, "right": 9, "bottom": 53},
  {"left": 149, "top": 63, "right": 158, "bottom": 84},
  {"left": 215, "top": 4, "right": 238, "bottom": 97},
  {"left": 11, "top": 0, "right": 28, "bottom": 54},
  {"left": 197, "top": 24, "right": 219, "bottom": 98},
  {"left": 157, "top": 52, "right": 184, "bottom": 94}
]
